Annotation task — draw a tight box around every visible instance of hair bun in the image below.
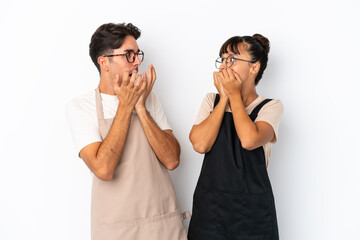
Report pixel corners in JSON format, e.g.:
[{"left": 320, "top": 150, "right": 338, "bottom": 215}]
[{"left": 253, "top": 34, "right": 270, "bottom": 54}]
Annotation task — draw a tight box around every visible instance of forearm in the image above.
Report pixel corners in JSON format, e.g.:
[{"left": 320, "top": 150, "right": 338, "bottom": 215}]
[
  {"left": 189, "top": 98, "right": 228, "bottom": 153},
  {"left": 93, "top": 105, "right": 133, "bottom": 179},
  {"left": 229, "top": 94, "right": 259, "bottom": 149},
  {"left": 136, "top": 107, "right": 180, "bottom": 170}
]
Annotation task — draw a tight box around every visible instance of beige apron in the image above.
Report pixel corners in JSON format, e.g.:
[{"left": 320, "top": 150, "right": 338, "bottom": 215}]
[{"left": 91, "top": 88, "right": 189, "bottom": 240}]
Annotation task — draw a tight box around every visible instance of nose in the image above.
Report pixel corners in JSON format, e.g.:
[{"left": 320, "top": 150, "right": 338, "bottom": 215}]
[
  {"left": 133, "top": 55, "right": 141, "bottom": 66},
  {"left": 219, "top": 61, "right": 227, "bottom": 71}
]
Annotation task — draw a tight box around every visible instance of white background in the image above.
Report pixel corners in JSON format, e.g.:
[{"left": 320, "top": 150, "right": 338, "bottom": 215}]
[{"left": 1, "top": 0, "right": 359, "bottom": 239}]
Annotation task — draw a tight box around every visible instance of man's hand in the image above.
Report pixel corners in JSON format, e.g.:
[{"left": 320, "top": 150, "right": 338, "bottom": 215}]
[
  {"left": 135, "top": 64, "right": 157, "bottom": 111},
  {"left": 217, "top": 68, "right": 243, "bottom": 99},
  {"left": 114, "top": 71, "right": 146, "bottom": 109}
]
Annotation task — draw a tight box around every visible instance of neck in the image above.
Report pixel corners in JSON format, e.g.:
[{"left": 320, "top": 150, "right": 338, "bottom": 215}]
[
  {"left": 98, "top": 74, "right": 116, "bottom": 95},
  {"left": 240, "top": 85, "right": 258, "bottom": 107}
]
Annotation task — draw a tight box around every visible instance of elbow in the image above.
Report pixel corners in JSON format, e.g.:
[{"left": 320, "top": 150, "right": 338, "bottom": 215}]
[
  {"left": 241, "top": 140, "right": 257, "bottom": 151},
  {"left": 97, "top": 173, "right": 114, "bottom": 181},
  {"left": 189, "top": 131, "right": 210, "bottom": 154},
  {"left": 94, "top": 166, "right": 115, "bottom": 181},
  {"left": 192, "top": 143, "right": 209, "bottom": 154},
  {"left": 165, "top": 158, "right": 180, "bottom": 171}
]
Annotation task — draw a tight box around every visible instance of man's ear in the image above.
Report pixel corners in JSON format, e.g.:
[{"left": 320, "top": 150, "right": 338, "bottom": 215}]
[
  {"left": 98, "top": 56, "right": 109, "bottom": 72},
  {"left": 250, "top": 62, "right": 260, "bottom": 75}
]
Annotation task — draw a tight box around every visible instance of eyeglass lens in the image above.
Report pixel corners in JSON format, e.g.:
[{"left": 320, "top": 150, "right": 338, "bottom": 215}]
[{"left": 127, "top": 51, "right": 144, "bottom": 63}]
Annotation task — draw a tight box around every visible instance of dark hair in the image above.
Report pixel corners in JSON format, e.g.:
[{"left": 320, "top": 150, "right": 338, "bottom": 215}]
[
  {"left": 89, "top": 23, "right": 141, "bottom": 72},
  {"left": 219, "top": 34, "right": 270, "bottom": 85}
]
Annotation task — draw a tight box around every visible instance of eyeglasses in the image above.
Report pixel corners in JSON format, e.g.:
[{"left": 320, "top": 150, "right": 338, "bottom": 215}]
[
  {"left": 104, "top": 50, "right": 144, "bottom": 63},
  {"left": 215, "top": 55, "right": 255, "bottom": 69}
]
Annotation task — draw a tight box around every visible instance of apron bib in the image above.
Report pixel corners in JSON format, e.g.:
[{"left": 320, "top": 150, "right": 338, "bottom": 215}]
[
  {"left": 188, "top": 94, "right": 279, "bottom": 240},
  {"left": 91, "top": 88, "right": 189, "bottom": 240}
]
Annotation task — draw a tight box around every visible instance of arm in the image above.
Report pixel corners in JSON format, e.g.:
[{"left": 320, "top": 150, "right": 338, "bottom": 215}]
[
  {"left": 189, "top": 73, "right": 229, "bottom": 154},
  {"left": 79, "top": 72, "right": 146, "bottom": 181},
  {"left": 217, "top": 68, "right": 275, "bottom": 150},
  {"left": 136, "top": 108, "right": 181, "bottom": 170},
  {"left": 228, "top": 94, "right": 275, "bottom": 150},
  {"left": 135, "top": 65, "right": 180, "bottom": 170},
  {"left": 189, "top": 98, "right": 227, "bottom": 154}
]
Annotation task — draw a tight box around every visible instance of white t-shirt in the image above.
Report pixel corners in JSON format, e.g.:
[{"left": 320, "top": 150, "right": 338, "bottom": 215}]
[
  {"left": 194, "top": 93, "right": 284, "bottom": 165},
  {"left": 66, "top": 90, "right": 172, "bottom": 155}
]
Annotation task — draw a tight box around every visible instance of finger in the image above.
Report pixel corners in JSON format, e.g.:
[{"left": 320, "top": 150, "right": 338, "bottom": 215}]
[
  {"left": 122, "top": 72, "right": 130, "bottom": 86},
  {"left": 148, "top": 64, "right": 156, "bottom": 86},
  {"left": 233, "top": 71, "right": 242, "bottom": 82},
  {"left": 134, "top": 73, "right": 143, "bottom": 90},
  {"left": 143, "top": 72, "right": 150, "bottom": 86},
  {"left": 214, "top": 72, "right": 220, "bottom": 80},
  {"left": 152, "top": 65, "right": 157, "bottom": 82},
  {"left": 138, "top": 78, "right": 147, "bottom": 93},
  {"left": 221, "top": 68, "right": 229, "bottom": 79},
  {"left": 148, "top": 64, "right": 152, "bottom": 79},
  {"left": 129, "top": 71, "right": 137, "bottom": 87},
  {"left": 135, "top": 73, "right": 143, "bottom": 89},
  {"left": 214, "top": 77, "right": 219, "bottom": 88},
  {"left": 226, "top": 68, "right": 234, "bottom": 78},
  {"left": 114, "top": 74, "right": 120, "bottom": 87},
  {"left": 227, "top": 68, "right": 235, "bottom": 79},
  {"left": 217, "top": 72, "right": 225, "bottom": 84},
  {"left": 143, "top": 71, "right": 148, "bottom": 82}
]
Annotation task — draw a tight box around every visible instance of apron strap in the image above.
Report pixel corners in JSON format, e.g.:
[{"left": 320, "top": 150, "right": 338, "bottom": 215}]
[
  {"left": 214, "top": 94, "right": 220, "bottom": 108},
  {"left": 213, "top": 94, "right": 272, "bottom": 122},
  {"left": 249, "top": 98, "right": 272, "bottom": 121},
  {"left": 95, "top": 87, "right": 106, "bottom": 126}
]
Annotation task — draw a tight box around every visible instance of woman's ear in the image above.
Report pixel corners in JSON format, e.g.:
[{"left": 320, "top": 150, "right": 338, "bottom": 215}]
[{"left": 250, "top": 62, "right": 260, "bottom": 75}]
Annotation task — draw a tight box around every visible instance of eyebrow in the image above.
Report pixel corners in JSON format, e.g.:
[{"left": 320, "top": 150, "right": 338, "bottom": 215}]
[
  {"left": 123, "top": 48, "right": 140, "bottom": 53},
  {"left": 221, "top": 53, "right": 239, "bottom": 58}
]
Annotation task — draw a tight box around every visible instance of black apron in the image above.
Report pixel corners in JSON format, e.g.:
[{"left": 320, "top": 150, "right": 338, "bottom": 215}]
[{"left": 188, "top": 94, "right": 279, "bottom": 240}]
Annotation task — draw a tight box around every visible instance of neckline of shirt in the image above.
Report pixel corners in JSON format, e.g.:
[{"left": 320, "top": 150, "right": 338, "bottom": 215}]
[{"left": 100, "top": 92, "right": 119, "bottom": 103}]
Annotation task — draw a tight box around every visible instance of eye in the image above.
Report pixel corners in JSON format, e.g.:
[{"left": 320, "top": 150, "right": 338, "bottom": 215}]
[{"left": 126, "top": 51, "right": 133, "bottom": 57}]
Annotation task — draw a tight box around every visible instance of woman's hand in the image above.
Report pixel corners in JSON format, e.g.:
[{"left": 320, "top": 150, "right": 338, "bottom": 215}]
[
  {"left": 217, "top": 68, "right": 243, "bottom": 99},
  {"left": 213, "top": 72, "right": 228, "bottom": 102}
]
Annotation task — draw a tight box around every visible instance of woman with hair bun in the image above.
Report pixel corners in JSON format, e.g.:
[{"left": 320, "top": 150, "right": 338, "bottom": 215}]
[{"left": 188, "top": 34, "right": 283, "bottom": 240}]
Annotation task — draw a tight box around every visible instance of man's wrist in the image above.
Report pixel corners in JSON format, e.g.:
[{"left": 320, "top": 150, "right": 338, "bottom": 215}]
[
  {"left": 118, "top": 102, "right": 134, "bottom": 113},
  {"left": 135, "top": 104, "right": 147, "bottom": 115}
]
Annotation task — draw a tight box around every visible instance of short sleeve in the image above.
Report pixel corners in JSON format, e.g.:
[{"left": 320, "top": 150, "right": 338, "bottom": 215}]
[
  {"left": 255, "top": 99, "right": 284, "bottom": 143},
  {"left": 147, "top": 91, "right": 172, "bottom": 131},
  {"left": 194, "top": 93, "right": 216, "bottom": 125},
  {"left": 66, "top": 101, "right": 102, "bottom": 156}
]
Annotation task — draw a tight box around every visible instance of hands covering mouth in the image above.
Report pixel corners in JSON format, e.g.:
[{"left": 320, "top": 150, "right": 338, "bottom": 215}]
[
  {"left": 113, "top": 65, "right": 157, "bottom": 110},
  {"left": 128, "top": 68, "right": 139, "bottom": 79}
]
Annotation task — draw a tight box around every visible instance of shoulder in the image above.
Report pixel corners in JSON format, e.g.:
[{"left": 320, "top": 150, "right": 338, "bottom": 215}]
[
  {"left": 146, "top": 91, "right": 172, "bottom": 130},
  {"left": 147, "top": 90, "right": 158, "bottom": 103},
  {"left": 255, "top": 97, "right": 284, "bottom": 125},
  {"left": 66, "top": 91, "right": 96, "bottom": 122},
  {"left": 145, "top": 90, "right": 164, "bottom": 116},
  {"left": 145, "top": 91, "right": 160, "bottom": 111},
  {"left": 67, "top": 91, "right": 95, "bottom": 109},
  {"left": 66, "top": 91, "right": 95, "bottom": 112},
  {"left": 201, "top": 93, "right": 217, "bottom": 109},
  {"left": 262, "top": 98, "right": 284, "bottom": 115},
  {"left": 205, "top": 92, "right": 217, "bottom": 102}
]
